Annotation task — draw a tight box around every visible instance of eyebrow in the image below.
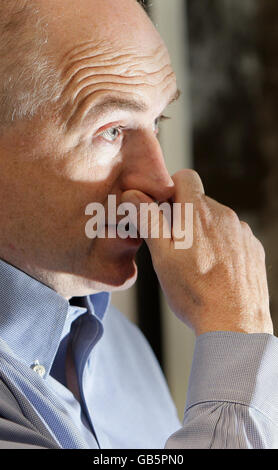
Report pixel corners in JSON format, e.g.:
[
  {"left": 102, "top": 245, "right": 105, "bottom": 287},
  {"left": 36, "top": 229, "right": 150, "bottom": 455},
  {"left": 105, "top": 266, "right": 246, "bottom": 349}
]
[{"left": 81, "top": 88, "right": 181, "bottom": 125}]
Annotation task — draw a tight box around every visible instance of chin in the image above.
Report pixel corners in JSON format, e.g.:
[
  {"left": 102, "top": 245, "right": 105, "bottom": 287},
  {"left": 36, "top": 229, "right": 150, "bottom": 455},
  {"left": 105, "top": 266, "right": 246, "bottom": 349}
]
[
  {"left": 63, "top": 256, "right": 138, "bottom": 298},
  {"left": 94, "top": 257, "right": 139, "bottom": 292}
]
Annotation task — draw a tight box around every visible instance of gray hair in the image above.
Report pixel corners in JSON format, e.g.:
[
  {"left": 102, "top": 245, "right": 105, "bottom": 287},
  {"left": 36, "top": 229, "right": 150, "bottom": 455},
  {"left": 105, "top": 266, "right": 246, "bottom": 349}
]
[
  {"left": 0, "top": 1, "right": 61, "bottom": 127},
  {"left": 0, "top": 0, "right": 149, "bottom": 128}
]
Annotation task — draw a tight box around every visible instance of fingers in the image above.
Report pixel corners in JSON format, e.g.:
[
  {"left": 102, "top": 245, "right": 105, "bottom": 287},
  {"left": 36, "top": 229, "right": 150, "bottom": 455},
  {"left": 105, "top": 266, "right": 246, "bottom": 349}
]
[
  {"left": 171, "top": 169, "right": 205, "bottom": 203},
  {"left": 120, "top": 170, "right": 205, "bottom": 255},
  {"left": 120, "top": 189, "right": 171, "bottom": 253},
  {"left": 240, "top": 220, "right": 266, "bottom": 261},
  {"left": 120, "top": 170, "right": 260, "bottom": 261}
]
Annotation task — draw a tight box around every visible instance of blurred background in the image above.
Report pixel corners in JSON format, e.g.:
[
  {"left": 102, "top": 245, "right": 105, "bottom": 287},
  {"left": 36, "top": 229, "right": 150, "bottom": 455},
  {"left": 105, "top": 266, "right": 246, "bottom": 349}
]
[{"left": 113, "top": 0, "right": 278, "bottom": 420}]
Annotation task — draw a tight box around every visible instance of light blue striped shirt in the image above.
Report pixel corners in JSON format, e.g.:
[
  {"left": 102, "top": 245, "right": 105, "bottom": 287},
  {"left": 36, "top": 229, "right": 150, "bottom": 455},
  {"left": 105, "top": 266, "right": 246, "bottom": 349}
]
[{"left": 0, "top": 258, "right": 278, "bottom": 448}]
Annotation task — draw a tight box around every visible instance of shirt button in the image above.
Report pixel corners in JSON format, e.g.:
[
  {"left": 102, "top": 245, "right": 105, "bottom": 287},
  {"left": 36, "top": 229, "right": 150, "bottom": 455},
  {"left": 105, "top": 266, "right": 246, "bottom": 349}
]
[{"left": 30, "top": 360, "right": 46, "bottom": 378}]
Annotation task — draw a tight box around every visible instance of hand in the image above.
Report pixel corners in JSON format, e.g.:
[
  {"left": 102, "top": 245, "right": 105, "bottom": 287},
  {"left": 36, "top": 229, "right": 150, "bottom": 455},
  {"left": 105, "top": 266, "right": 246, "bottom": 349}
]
[{"left": 121, "top": 169, "right": 273, "bottom": 336}]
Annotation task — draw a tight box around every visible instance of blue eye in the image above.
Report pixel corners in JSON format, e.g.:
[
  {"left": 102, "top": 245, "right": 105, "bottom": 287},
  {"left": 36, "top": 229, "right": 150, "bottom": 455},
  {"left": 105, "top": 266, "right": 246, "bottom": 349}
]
[{"left": 100, "top": 127, "right": 122, "bottom": 142}]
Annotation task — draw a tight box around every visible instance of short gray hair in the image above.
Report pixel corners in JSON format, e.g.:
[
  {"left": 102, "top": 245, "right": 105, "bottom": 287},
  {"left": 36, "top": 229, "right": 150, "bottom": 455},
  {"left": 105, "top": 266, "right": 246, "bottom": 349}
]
[
  {"left": 0, "top": 1, "right": 61, "bottom": 127},
  {"left": 0, "top": 0, "right": 149, "bottom": 128}
]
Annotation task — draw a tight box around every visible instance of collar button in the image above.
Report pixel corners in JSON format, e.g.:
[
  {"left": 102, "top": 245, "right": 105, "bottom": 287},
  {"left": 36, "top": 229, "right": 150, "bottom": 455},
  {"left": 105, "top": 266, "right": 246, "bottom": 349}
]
[{"left": 30, "top": 360, "right": 46, "bottom": 378}]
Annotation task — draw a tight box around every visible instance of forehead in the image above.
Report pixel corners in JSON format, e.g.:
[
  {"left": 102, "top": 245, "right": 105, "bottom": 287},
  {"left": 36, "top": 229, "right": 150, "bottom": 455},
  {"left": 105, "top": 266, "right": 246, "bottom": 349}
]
[
  {"left": 59, "top": 42, "right": 176, "bottom": 130},
  {"left": 47, "top": 1, "right": 176, "bottom": 129},
  {"left": 40, "top": 0, "right": 165, "bottom": 61}
]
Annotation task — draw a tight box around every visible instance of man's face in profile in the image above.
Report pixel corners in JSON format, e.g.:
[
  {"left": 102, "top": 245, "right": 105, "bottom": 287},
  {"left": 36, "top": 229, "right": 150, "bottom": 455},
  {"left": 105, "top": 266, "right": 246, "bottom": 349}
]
[{"left": 0, "top": 0, "right": 178, "bottom": 298}]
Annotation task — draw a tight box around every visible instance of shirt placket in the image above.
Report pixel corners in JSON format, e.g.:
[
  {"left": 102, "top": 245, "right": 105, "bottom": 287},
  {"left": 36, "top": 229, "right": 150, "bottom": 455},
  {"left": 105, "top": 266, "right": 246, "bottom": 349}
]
[{"left": 70, "top": 312, "right": 104, "bottom": 448}]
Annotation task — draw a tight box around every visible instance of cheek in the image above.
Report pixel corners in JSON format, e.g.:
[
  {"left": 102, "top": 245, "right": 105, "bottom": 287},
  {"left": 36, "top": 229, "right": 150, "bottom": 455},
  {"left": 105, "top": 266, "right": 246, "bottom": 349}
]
[
  {"left": 63, "top": 142, "right": 123, "bottom": 184},
  {"left": 87, "top": 143, "right": 123, "bottom": 182}
]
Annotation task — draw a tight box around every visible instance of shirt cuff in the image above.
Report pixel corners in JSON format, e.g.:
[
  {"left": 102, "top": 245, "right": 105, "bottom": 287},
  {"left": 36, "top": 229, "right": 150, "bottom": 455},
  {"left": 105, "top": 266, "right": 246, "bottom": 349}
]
[{"left": 186, "top": 332, "right": 278, "bottom": 424}]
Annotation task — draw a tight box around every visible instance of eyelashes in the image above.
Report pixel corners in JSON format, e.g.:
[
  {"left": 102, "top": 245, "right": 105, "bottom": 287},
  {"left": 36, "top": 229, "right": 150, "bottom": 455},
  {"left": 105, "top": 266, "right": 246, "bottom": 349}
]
[{"left": 98, "top": 115, "right": 171, "bottom": 144}]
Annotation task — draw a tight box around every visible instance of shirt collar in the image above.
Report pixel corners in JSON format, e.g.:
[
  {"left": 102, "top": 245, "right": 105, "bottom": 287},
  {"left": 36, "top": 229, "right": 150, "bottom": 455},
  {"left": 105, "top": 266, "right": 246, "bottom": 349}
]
[{"left": 0, "top": 258, "right": 110, "bottom": 378}]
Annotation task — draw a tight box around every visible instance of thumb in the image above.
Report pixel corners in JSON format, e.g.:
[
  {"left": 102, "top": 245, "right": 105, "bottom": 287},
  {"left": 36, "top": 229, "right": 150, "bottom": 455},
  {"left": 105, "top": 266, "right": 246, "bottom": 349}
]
[{"left": 120, "top": 190, "right": 171, "bottom": 252}]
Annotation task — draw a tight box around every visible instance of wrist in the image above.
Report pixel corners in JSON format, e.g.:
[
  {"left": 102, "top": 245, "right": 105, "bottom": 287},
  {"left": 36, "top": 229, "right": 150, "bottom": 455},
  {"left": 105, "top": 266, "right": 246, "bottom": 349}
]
[{"left": 195, "top": 324, "right": 274, "bottom": 337}]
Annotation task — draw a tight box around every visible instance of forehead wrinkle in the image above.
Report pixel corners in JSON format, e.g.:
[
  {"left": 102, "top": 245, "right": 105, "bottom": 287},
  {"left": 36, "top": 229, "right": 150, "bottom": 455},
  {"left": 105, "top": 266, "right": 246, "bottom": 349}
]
[
  {"left": 73, "top": 82, "right": 154, "bottom": 106},
  {"left": 63, "top": 82, "right": 154, "bottom": 129},
  {"left": 62, "top": 53, "right": 136, "bottom": 84},
  {"left": 62, "top": 89, "right": 141, "bottom": 130},
  {"left": 58, "top": 39, "right": 112, "bottom": 66},
  {"left": 64, "top": 64, "right": 173, "bottom": 105},
  {"left": 57, "top": 40, "right": 175, "bottom": 130},
  {"left": 60, "top": 43, "right": 169, "bottom": 86},
  {"left": 62, "top": 60, "right": 172, "bottom": 95},
  {"left": 74, "top": 64, "right": 171, "bottom": 87},
  {"left": 59, "top": 46, "right": 172, "bottom": 110},
  {"left": 64, "top": 67, "right": 175, "bottom": 127},
  {"left": 64, "top": 76, "right": 177, "bottom": 133},
  {"left": 82, "top": 84, "right": 179, "bottom": 121},
  {"left": 62, "top": 41, "right": 166, "bottom": 67}
]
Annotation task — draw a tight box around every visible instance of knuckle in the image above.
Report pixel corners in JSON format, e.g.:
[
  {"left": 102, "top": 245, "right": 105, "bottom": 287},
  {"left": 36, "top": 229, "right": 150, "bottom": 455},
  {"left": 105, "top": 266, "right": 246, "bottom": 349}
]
[
  {"left": 223, "top": 206, "right": 239, "bottom": 224},
  {"left": 173, "top": 169, "right": 204, "bottom": 193},
  {"left": 240, "top": 220, "right": 252, "bottom": 234},
  {"left": 240, "top": 222, "right": 265, "bottom": 257},
  {"left": 187, "top": 169, "right": 201, "bottom": 180},
  {"left": 176, "top": 168, "right": 201, "bottom": 179}
]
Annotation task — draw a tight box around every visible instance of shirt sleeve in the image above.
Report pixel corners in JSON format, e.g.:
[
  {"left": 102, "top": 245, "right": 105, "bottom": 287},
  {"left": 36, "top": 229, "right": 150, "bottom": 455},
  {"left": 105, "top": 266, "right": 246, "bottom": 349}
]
[{"left": 165, "top": 332, "right": 278, "bottom": 449}]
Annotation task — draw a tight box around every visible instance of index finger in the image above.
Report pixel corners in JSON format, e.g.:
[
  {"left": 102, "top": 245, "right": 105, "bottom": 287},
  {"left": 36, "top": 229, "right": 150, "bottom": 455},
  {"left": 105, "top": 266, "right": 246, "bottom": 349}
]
[{"left": 171, "top": 169, "right": 205, "bottom": 203}]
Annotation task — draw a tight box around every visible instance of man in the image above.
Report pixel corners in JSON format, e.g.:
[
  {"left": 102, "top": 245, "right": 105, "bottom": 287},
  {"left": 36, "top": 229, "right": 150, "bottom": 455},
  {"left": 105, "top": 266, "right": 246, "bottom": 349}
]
[{"left": 0, "top": 0, "right": 277, "bottom": 449}]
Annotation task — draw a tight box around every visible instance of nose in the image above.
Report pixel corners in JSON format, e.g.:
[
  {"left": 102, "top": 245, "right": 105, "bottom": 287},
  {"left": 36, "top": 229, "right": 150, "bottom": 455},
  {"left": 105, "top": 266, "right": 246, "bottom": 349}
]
[{"left": 120, "top": 129, "right": 175, "bottom": 203}]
